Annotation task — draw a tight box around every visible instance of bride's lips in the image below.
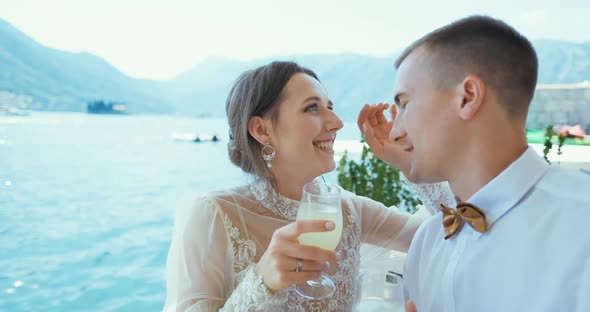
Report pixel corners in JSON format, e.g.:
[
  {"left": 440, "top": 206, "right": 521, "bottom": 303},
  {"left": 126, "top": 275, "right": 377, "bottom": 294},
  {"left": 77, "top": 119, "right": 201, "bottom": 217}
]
[{"left": 313, "top": 138, "right": 335, "bottom": 153}]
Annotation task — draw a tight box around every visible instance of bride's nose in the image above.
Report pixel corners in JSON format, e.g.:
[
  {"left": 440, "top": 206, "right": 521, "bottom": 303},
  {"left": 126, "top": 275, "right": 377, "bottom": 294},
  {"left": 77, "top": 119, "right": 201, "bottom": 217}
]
[{"left": 325, "top": 110, "right": 344, "bottom": 132}]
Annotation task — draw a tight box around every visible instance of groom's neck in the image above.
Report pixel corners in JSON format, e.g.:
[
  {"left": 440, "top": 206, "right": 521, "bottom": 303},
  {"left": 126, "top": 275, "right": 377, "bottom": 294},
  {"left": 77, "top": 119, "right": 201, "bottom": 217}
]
[{"left": 448, "top": 126, "right": 528, "bottom": 201}]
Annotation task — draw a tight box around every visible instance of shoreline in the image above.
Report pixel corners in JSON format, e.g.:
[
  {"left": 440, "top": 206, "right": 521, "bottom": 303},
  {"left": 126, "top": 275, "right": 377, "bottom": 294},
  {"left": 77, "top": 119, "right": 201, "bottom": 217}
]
[{"left": 334, "top": 141, "right": 590, "bottom": 171}]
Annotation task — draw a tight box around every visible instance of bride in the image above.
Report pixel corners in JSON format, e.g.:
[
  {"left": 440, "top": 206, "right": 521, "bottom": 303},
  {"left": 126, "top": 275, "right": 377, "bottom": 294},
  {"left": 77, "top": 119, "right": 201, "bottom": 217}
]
[{"left": 163, "top": 61, "right": 454, "bottom": 311}]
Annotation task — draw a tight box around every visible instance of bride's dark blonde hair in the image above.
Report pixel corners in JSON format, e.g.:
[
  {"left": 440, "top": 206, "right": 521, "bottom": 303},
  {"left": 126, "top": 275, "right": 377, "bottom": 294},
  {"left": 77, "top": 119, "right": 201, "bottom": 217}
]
[{"left": 225, "top": 61, "right": 319, "bottom": 179}]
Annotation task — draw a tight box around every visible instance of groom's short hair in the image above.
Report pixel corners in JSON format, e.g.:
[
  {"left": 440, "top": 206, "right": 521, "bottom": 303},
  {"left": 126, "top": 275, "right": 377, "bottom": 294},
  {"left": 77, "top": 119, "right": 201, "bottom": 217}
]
[{"left": 395, "top": 15, "right": 538, "bottom": 118}]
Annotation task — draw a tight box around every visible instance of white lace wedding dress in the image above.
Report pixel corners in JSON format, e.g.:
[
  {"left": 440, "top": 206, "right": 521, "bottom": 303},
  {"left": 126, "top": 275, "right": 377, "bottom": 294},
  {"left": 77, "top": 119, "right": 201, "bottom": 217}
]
[{"left": 163, "top": 179, "right": 454, "bottom": 312}]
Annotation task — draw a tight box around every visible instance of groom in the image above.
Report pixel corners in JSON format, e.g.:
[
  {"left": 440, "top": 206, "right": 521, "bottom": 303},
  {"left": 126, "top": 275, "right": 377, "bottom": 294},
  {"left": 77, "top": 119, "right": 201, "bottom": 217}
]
[{"left": 359, "top": 15, "right": 590, "bottom": 312}]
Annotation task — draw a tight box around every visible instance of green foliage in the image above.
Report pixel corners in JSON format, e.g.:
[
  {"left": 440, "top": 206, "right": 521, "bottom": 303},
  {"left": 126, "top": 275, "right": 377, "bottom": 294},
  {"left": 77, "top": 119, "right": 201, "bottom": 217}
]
[
  {"left": 337, "top": 141, "right": 422, "bottom": 213},
  {"left": 543, "top": 125, "right": 567, "bottom": 164},
  {"left": 543, "top": 125, "right": 554, "bottom": 164}
]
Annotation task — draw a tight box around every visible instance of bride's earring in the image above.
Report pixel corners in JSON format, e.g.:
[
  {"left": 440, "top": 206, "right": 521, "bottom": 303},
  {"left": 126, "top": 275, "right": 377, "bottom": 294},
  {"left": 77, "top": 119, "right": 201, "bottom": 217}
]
[{"left": 261, "top": 143, "right": 276, "bottom": 168}]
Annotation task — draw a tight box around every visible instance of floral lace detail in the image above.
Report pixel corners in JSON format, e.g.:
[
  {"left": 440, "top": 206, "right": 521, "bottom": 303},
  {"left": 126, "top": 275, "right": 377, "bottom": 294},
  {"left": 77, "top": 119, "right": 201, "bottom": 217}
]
[
  {"left": 221, "top": 212, "right": 289, "bottom": 311},
  {"left": 407, "top": 181, "right": 456, "bottom": 215},
  {"left": 248, "top": 178, "right": 300, "bottom": 221},
  {"left": 221, "top": 265, "right": 286, "bottom": 312},
  {"left": 222, "top": 213, "right": 257, "bottom": 277}
]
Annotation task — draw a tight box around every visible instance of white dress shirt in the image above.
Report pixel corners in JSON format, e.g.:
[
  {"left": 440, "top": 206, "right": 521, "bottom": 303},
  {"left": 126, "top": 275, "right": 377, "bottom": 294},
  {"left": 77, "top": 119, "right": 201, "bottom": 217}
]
[{"left": 404, "top": 147, "right": 590, "bottom": 312}]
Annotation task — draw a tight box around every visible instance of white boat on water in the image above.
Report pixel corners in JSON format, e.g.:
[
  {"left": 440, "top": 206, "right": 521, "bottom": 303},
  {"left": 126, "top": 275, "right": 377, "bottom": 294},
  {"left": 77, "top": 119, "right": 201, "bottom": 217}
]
[
  {"left": 172, "top": 133, "right": 221, "bottom": 143},
  {"left": 0, "top": 106, "right": 30, "bottom": 116}
]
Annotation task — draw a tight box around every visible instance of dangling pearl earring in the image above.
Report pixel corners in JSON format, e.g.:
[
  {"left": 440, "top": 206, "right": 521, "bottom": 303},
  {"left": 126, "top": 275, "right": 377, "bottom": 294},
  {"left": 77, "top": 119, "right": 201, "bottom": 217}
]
[{"left": 261, "top": 143, "right": 276, "bottom": 168}]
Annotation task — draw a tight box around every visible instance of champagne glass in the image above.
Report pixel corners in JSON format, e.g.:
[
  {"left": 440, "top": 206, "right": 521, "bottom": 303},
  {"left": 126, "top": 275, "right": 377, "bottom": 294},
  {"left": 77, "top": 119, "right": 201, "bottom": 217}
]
[{"left": 295, "top": 180, "right": 343, "bottom": 300}]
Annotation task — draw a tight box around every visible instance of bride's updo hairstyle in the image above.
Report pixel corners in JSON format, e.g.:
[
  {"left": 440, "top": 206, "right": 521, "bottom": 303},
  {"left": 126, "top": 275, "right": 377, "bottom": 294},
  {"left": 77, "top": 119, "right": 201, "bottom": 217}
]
[{"left": 225, "top": 61, "right": 319, "bottom": 179}]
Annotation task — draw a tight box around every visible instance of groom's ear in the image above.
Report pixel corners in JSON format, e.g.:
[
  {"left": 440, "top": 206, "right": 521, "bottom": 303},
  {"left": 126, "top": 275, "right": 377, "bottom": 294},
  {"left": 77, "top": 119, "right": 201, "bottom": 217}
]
[
  {"left": 248, "top": 115, "right": 272, "bottom": 145},
  {"left": 457, "top": 75, "right": 485, "bottom": 121}
]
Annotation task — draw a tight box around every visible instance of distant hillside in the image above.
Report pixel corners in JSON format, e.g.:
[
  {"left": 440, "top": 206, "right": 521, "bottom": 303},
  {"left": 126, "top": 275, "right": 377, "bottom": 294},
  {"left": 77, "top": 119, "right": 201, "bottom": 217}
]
[
  {"left": 0, "top": 18, "right": 170, "bottom": 113},
  {"left": 165, "top": 41, "right": 590, "bottom": 121},
  {"left": 535, "top": 40, "right": 590, "bottom": 84},
  {"left": 163, "top": 54, "right": 398, "bottom": 121},
  {"left": 1, "top": 17, "right": 589, "bottom": 120}
]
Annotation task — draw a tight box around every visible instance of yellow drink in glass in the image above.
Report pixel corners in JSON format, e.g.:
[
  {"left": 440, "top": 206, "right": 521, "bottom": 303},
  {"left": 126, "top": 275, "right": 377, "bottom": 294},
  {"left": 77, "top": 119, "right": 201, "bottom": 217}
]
[
  {"left": 295, "top": 180, "right": 342, "bottom": 300},
  {"left": 297, "top": 203, "right": 343, "bottom": 250}
]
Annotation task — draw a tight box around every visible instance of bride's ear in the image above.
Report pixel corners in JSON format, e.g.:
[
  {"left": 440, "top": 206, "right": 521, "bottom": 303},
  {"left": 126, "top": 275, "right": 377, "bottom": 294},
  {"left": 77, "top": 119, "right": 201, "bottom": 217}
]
[{"left": 248, "top": 116, "right": 272, "bottom": 145}]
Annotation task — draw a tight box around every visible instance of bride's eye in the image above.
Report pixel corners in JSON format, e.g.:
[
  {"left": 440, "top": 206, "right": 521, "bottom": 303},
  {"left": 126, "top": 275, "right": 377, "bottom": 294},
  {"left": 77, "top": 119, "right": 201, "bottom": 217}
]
[{"left": 304, "top": 103, "right": 319, "bottom": 112}]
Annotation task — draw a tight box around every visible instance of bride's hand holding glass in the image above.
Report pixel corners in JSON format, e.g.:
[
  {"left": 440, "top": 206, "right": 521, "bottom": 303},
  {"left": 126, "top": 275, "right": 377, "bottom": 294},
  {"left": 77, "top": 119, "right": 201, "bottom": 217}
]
[
  {"left": 294, "top": 181, "right": 343, "bottom": 299},
  {"left": 254, "top": 219, "right": 337, "bottom": 293}
]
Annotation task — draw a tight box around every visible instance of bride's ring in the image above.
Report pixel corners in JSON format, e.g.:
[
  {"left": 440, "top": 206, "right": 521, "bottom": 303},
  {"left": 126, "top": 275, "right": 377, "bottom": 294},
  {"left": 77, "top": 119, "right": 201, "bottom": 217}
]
[{"left": 295, "top": 258, "right": 303, "bottom": 272}]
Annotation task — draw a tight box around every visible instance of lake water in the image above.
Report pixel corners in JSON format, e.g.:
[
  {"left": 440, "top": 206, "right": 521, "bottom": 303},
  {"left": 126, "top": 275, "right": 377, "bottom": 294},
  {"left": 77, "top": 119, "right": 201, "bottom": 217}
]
[{"left": 0, "top": 112, "right": 360, "bottom": 311}]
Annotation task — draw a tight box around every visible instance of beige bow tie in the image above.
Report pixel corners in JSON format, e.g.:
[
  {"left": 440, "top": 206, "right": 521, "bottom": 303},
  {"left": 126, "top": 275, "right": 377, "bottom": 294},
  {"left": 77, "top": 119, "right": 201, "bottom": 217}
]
[{"left": 440, "top": 202, "right": 488, "bottom": 240}]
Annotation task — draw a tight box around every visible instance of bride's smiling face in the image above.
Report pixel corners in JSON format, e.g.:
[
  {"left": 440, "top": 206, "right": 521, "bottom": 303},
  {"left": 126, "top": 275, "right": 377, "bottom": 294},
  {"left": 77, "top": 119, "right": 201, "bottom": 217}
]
[{"left": 268, "top": 73, "right": 343, "bottom": 181}]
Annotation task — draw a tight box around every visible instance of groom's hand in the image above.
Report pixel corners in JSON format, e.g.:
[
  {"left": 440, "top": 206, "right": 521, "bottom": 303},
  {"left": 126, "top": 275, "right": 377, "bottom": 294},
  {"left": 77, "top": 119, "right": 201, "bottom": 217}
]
[
  {"left": 406, "top": 300, "right": 417, "bottom": 312},
  {"left": 357, "top": 103, "right": 410, "bottom": 175}
]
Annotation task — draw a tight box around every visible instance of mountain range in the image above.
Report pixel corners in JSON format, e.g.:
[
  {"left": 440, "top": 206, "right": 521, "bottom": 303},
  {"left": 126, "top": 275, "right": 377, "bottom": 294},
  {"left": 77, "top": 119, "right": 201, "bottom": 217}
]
[{"left": 1, "top": 18, "right": 589, "bottom": 121}]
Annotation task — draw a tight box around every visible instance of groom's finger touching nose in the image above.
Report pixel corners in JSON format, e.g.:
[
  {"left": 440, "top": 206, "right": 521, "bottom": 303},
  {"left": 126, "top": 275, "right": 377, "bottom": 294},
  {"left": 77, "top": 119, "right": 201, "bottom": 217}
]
[
  {"left": 406, "top": 300, "right": 417, "bottom": 312},
  {"left": 389, "top": 105, "right": 398, "bottom": 122},
  {"left": 376, "top": 103, "right": 390, "bottom": 125},
  {"left": 389, "top": 112, "right": 406, "bottom": 142},
  {"left": 357, "top": 104, "right": 370, "bottom": 134}
]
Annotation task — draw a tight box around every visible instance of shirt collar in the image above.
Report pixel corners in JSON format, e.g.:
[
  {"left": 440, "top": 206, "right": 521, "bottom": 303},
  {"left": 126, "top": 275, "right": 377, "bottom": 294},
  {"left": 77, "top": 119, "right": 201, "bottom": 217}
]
[{"left": 466, "top": 146, "right": 550, "bottom": 234}]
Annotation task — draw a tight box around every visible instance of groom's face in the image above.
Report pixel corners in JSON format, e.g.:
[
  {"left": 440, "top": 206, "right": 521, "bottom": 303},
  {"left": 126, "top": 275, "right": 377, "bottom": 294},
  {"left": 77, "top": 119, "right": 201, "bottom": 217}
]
[{"left": 390, "top": 48, "right": 458, "bottom": 183}]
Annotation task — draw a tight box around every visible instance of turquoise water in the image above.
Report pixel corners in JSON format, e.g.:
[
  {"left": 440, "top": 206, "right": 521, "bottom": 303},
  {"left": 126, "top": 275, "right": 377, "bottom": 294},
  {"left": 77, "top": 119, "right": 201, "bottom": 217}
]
[{"left": 0, "top": 112, "right": 359, "bottom": 311}]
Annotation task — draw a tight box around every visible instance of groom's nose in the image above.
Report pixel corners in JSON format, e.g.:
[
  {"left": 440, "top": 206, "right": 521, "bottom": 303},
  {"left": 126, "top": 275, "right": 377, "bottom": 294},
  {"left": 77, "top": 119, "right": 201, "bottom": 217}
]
[{"left": 389, "top": 113, "right": 407, "bottom": 142}]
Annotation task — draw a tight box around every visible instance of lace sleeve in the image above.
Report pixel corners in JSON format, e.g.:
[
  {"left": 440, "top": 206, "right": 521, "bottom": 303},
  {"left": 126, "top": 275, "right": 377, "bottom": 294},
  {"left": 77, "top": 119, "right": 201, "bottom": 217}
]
[
  {"left": 163, "top": 194, "right": 287, "bottom": 312},
  {"left": 349, "top": 191, "right": 420, "bottom": 252},
  {"left": 180, "top": 264, "right": 287, "bottom": 312},
  {"left": 163, "top": 195, "right": 230, "bottom": 312},
  {"left": 406, "top": 181, "right": 455, "bottom": 215},
  {"left": 218, "top": 265, "right": 287, "bottom": 312},
  {"left": 349, "top": 181, "right": 454, "bottom": 252}
]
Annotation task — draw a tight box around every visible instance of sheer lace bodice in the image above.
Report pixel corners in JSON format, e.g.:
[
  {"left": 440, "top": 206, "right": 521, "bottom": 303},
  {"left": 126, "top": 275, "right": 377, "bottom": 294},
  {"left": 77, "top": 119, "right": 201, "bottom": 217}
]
[{"left": 163, "top": 180, "right": 454, "bottom": 312}]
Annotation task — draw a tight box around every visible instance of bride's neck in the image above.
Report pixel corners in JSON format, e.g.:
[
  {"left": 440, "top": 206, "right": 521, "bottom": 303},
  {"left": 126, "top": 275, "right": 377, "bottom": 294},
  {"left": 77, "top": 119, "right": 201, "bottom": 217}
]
[{"left": 273, "top": 173, "right": 314, "bottom": 201}]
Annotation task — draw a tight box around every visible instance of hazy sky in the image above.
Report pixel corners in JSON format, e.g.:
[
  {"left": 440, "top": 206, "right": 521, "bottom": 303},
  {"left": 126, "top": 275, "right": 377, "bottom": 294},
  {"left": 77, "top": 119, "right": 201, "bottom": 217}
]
[{"left": 1, "top": 0, "right": 589, "bottom": 80}]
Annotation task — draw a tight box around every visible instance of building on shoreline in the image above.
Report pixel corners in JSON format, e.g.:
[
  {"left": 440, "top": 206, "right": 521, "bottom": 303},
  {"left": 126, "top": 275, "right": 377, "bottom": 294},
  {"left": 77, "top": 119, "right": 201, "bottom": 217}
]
[
  {"left": 87, "top": 100, "right": 128, "bottom": 114},
  {"left": 528, "top": 81, "right": 590, "bottom": 132},
  {"left": 0, "top": 90, "right": 32, "bottom": 116}
]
